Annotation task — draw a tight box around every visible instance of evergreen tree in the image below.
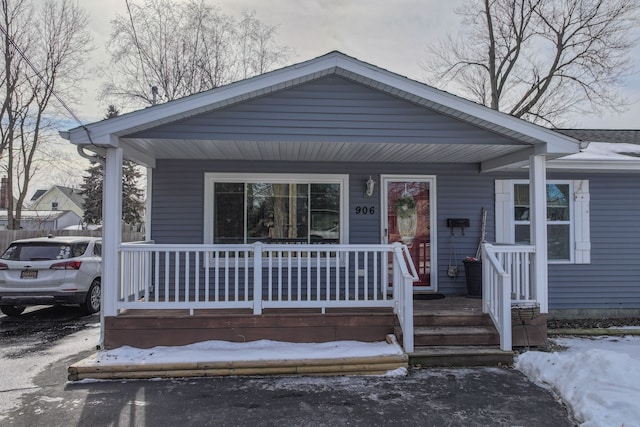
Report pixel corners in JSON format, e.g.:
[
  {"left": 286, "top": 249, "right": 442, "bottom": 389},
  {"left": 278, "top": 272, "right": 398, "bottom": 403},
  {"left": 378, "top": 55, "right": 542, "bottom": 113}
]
[{"left": 80, "top": 105, "right": 144, "bottom": 226}]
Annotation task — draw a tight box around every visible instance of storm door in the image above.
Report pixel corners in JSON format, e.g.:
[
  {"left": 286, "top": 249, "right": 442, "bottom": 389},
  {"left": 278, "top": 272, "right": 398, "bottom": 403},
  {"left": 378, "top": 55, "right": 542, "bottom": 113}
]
[{"left": 382, "top": 176, "right": 436, "bottom": 291}]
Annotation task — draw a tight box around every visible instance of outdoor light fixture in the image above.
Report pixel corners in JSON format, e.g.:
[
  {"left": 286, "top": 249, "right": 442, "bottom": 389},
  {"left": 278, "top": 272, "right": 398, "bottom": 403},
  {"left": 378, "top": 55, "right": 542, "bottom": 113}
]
[{"left": 365, "top": 176, "right": 376, "bottom": 197}]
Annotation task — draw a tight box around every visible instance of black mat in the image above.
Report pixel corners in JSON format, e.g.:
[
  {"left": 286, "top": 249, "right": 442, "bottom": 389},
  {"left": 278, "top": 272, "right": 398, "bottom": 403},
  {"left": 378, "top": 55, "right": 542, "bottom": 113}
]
[{"left": 413, "top": 293, "right": 446, "bottom": 300}]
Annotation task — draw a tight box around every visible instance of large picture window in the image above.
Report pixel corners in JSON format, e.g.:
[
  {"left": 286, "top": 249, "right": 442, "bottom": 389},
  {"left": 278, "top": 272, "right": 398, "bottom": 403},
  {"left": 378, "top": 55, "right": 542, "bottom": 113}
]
[{"left": 205, "top": 174, "right": 347, "bottom": 245}]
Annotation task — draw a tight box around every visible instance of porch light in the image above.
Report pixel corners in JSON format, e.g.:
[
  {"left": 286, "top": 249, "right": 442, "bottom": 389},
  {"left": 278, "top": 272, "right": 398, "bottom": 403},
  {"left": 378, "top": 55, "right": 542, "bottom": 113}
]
[{"left": 365, "top": 176, "right": 376, "bottom": 197}]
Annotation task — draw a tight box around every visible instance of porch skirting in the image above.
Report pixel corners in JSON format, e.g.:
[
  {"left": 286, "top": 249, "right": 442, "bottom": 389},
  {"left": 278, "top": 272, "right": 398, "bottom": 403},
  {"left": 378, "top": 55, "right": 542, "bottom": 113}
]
[{"left": 103, "top": 308, "right": 395, "bottom": 349}]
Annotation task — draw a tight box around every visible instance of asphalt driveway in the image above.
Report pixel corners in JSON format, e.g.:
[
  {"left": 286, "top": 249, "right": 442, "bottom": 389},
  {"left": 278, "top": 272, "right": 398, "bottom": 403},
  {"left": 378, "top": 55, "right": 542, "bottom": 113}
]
[{"left": 1, "top": 307, "right": 574, "bottom": 426}]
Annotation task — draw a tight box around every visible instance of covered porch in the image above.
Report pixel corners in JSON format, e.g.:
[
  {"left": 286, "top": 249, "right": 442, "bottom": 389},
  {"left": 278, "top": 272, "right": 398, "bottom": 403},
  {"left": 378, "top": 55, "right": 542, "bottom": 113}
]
[{"left": 61, "top": 52, "right": 580, "bottom": 356}]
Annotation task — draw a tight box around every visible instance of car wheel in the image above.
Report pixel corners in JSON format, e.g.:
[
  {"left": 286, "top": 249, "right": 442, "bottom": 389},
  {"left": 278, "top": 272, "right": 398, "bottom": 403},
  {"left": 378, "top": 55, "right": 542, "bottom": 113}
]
[
  {"left": 1, "top": 305, "right": 26, "bottom": 317},
  {"left": 81, "top": 279, "right": 101, "bottom": 315}
]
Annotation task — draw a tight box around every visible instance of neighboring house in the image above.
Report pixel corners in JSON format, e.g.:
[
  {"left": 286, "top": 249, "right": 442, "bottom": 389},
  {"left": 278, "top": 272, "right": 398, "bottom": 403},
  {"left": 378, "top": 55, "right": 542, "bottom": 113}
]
[
  {"left": 0, "top": 209, "right": 82, "bottom": 230},
  {"left": 29, "top": 185, "right": 85, "bottom": 219},
  {"left": 62, "top": 51, "right": 640, "bottom": 354}
]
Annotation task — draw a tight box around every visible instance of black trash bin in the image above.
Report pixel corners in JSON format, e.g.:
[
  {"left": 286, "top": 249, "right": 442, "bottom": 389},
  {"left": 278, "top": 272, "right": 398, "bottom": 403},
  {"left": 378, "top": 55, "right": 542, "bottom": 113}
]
[{"left": 463, "top": 259, "right": 482, "bottom": 298}]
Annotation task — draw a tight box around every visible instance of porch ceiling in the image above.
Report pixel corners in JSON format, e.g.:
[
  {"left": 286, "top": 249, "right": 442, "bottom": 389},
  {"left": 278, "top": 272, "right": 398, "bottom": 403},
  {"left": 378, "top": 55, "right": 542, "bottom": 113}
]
[{"left": 119, "top": 137, "right": 529, "bottom": 164}]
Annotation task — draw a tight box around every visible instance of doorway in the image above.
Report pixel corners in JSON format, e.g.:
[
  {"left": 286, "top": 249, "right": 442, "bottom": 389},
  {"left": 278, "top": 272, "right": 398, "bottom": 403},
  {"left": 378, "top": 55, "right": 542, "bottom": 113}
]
[{"left": 382, "top": 176, "right": 437, "bottom": 291}]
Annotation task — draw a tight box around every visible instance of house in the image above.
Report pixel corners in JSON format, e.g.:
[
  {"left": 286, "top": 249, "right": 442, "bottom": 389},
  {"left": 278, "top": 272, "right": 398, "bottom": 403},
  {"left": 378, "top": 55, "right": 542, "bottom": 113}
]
[
  {"left": 61, "top": 51, "right": 640, "bottom": 356},
  {"left": 0, "top": 209, "right": 82, "bottom": 231},
  {"left": 29, "top": 185, "right": 85, "bottom": 219}
]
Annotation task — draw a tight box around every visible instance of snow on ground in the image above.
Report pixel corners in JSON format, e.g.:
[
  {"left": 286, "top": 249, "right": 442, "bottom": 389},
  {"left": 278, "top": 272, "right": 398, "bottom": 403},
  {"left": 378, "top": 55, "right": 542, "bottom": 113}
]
[
  {"left": 90, "top": 339, "right": 405, "bottom": 365},
  {"left": 516, "top": 335, "right": 640, "bottom": 427}
]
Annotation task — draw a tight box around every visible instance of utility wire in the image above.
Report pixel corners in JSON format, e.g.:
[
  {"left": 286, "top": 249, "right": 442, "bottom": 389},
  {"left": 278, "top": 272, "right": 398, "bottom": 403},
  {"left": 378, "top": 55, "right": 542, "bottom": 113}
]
[{"left": 0, "top": 23, "right": 85, "bottom": 128}]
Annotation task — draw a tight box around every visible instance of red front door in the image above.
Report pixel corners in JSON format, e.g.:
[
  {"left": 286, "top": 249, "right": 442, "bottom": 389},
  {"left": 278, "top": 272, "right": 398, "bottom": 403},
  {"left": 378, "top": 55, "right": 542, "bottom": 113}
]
[{"left": 384, "top": 177, "right": 435, "bottom": 290}]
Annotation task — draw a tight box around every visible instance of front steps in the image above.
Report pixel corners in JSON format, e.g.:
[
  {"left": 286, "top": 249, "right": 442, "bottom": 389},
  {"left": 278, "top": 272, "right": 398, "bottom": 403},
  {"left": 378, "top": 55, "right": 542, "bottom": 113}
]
[{"left": 398, "top": 301, "right": 514, "bottom": 367}]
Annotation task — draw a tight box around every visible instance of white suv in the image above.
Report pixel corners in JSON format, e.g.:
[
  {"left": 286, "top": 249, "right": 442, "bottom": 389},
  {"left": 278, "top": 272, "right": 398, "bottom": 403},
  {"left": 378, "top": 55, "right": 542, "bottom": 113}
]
[{"left": 0, "top": 236, "right": 101, "bottom": 317}]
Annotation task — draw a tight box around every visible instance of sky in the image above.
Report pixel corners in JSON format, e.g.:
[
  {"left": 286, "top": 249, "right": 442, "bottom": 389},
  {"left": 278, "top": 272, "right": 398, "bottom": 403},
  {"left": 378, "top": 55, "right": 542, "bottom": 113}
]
[
  {"left": 33, "top": 0, "right": 640, "bottom": 193},
  {"left": 79, "top": 0, "right": 640, "bottom": 127}
]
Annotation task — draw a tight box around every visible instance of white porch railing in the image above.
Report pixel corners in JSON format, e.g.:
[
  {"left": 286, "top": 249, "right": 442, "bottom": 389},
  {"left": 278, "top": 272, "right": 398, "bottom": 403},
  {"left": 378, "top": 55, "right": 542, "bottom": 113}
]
[
  {"left": 118, "top": 242, "right": 418, "bottom": 352},
  {"left": 482, "top": 243, "right": 536, "bottom": 351}
]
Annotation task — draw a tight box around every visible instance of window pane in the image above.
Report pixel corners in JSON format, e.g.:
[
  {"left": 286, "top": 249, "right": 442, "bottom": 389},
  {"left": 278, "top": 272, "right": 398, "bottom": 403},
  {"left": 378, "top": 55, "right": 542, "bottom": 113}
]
[
  {"left": 547, "top": 184, "right": 570, "bottom": 221},
  {"left": 515, "top": 225, "right": 530, "bottom": 245},
  {"left": 310, "top": 184, "right": 340, "bottom": 243},
  {"left": 247, "top": 184, "right": 309, "bottom": 243},
  {"left": 514, "top": 184, "right": 529, "bottom": 220},
  {"left": 548, "top": 224, "right": 570, "bottom": 260},
  {"left": 214, "top": 183, "right": 244, "bottom": 244}
]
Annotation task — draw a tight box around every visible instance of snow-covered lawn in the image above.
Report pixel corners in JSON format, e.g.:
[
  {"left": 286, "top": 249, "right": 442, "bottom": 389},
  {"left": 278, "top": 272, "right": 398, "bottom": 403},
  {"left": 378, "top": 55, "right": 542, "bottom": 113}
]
[{"left": 516, "top": 335, "right": 640, "bottom": 427}]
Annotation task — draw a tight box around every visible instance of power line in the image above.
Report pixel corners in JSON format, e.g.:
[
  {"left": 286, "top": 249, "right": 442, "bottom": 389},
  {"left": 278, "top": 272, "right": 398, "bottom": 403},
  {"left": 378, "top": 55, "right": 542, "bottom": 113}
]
[{"left": 0, "top": 23, "right": 86, "bottom": 128}]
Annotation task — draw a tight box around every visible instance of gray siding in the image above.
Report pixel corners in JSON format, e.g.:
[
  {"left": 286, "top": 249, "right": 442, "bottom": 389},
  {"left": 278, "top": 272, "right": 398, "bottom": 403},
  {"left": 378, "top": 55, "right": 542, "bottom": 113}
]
[
  {"left": 132, "top": 76, "right": 521, "bottom": 146},
  {"left": 546, "top": 172, "right": 640, "bottom": 310},
  {"left": 152, "top": 161, "right": 640, "bottom": 309},
  {"left": 152, "top": 160, "right": 497, "bottom": 295}
]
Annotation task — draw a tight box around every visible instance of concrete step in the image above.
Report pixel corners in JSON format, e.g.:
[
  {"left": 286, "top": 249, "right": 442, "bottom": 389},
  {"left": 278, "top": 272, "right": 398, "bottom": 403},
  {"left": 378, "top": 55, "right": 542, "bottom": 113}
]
[
  {"left": 414, "top": 326, "right": 500, "bottom": 346},
  {"left": 412, "top": 312, "right": 494, "bottom": 327},
  {"left": 409, "top": 346, "right": 514, "bottom": 367},
  {"left": 398, "top": 325, "right": 501, "bottom": 346}
]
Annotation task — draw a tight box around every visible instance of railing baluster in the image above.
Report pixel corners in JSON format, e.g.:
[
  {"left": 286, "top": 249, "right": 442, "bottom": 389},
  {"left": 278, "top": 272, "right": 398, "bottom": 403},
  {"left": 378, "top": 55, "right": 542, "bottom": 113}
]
[
  {"left": 214, "top": 250, "right": 219, "bottom": 302},
  {"left": 364, "top": 250, "right": 369, "bottom": 301},
  {"left": 287, "top": 251, "right": 292, "bottom": 301},
  {"left": 354, "top": 251, "right": 359, "bottom": 301},
  {"left": 224, "top": 251, "right": 229, "bottom": 302},
  {"left": 297, "top": 251, "right": 302, "bottom": 301},
  {"left": 306, "top": 250, "right": 311, "bottom": 301},
  {"left": 204, "top": 250, "right": 210, "bottom": 301},
  {"left": 268, "top": 250, "right": 273, "bottom": 301},
  {"left": 278, "top": 250, "right": 282, "bottom": 301}
]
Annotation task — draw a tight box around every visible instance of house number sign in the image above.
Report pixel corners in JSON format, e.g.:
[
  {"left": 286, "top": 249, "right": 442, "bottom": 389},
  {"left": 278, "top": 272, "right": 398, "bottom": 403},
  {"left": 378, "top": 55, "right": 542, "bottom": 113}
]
[{"left": 354, "top": 206, "right": 375, "bottom": 215}]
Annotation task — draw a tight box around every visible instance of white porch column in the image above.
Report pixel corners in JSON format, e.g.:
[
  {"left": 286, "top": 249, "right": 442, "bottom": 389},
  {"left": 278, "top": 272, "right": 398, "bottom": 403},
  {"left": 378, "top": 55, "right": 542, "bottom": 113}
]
[
  {"left": 102, "top": 145, "right": 123, "bottom": 322},
  {"left": 529, "top": 155, "right": 548, "bottom": 313}
]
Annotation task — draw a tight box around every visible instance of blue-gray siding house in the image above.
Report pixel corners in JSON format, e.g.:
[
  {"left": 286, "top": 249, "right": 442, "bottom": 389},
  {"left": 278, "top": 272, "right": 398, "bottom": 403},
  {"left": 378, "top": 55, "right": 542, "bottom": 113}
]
[{"left": 62, "top": 52, "right": 639, "bottom": 351}]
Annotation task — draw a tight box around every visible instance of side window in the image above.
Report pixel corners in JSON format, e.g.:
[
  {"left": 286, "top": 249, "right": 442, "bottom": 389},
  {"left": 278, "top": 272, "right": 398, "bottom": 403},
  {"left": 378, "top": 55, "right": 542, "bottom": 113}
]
[
  {"left": 93, "top": 243, "right": 102, "bottom": 257},
  {"left": 495, "top": 179, "right": 590, "bottom": 264}
]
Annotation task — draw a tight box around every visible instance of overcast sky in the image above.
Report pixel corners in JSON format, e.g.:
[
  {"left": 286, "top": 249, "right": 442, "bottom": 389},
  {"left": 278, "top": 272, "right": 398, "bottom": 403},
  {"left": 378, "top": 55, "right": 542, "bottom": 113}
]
[
  {"left": 78, "top": 0, "right": 640, "bottom": 129},
  {"left": 80, "top": 0, "right": 640, "bottom": 128}
]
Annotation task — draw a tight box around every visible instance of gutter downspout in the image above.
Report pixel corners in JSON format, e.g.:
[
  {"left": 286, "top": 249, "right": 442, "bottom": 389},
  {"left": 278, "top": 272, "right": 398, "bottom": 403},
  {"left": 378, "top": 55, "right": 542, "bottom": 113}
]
[{"left": 76, "top": 145, "right": 105, "bottom": 166}]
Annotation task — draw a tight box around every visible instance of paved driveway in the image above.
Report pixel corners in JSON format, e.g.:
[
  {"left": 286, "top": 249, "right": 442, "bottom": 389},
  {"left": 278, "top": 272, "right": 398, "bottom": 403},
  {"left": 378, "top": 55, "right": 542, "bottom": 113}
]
[{"left": 1, "top": 307, "right": 574, "bottom": 426}]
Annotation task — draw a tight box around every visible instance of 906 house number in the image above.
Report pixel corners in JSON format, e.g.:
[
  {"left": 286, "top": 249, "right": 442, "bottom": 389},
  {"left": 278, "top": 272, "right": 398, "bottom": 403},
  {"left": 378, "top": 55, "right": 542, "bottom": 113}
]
[{"left": 354, "top": 206, "right": 375, "bottom": 215}]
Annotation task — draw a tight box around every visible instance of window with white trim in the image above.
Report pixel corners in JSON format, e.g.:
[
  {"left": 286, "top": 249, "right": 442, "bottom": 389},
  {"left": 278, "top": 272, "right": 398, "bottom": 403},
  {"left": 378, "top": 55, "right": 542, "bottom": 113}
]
[
  {"left": 204, "top": 174, "right": 348, "bottom": 244},
  {"left": 495, "top": 179, "right": 590, "bottom": 264}
]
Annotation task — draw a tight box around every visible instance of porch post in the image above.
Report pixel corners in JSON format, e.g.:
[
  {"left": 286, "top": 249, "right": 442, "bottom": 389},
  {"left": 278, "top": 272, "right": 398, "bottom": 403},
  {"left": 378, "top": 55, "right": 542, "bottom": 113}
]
[
  {"left": 102, "top": 144, "right": 123, "bottom": 321},
  {"left": 529, "top": 155, "right": 548, "bottom": 313}
]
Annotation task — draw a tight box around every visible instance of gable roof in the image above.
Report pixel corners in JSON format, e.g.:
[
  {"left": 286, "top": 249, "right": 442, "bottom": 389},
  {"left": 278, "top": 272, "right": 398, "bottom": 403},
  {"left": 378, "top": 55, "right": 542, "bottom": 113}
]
[
  {"left": 30, "top": 186, "right": 84, "bottom": 211},
  {"left": 62, "top": 51, "right": 579, "bottom": 170}
]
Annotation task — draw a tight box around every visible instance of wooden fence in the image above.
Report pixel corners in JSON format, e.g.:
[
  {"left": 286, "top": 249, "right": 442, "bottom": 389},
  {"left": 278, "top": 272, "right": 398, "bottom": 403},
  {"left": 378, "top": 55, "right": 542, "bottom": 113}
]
[{"left": 0, "top": 230, "right": 145, "bottom": 252}]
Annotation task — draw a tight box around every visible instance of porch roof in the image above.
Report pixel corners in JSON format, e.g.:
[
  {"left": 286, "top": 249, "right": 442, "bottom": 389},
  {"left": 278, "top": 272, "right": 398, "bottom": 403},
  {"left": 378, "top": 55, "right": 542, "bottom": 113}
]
[{"left": 61, "top": 51, "right": 580, "bottom": 170}]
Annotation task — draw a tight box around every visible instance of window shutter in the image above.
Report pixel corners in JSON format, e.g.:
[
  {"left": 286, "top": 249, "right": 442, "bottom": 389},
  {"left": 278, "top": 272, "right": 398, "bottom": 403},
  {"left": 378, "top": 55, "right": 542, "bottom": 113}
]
[
  {"left": 573, "top": 180, "right": 590, "bottom": 264},
  {"left": 495, "top": 180, "right": 513, "bottom": 243}
]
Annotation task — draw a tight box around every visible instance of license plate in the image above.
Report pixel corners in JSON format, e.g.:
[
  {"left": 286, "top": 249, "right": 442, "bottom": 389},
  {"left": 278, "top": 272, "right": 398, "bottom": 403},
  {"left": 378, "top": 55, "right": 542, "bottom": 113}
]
[{"left": 20, "top": 269, "right": 38, "bottom": 279}]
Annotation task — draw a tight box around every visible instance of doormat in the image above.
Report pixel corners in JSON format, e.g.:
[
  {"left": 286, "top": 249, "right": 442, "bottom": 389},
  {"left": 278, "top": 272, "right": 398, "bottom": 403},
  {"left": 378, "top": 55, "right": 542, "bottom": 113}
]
[{"left": 413, "top": 293, "right": 446, "bottom": 300}]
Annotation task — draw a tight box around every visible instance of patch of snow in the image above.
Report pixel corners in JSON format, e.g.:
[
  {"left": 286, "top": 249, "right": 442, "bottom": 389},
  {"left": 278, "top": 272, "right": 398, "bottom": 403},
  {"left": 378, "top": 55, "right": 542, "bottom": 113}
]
[
  {"left": 516, "top": 335, "right": 640, "bottom": 427},
  {"left": 90, "top": 339, "right": 404, "bottom": 366}
]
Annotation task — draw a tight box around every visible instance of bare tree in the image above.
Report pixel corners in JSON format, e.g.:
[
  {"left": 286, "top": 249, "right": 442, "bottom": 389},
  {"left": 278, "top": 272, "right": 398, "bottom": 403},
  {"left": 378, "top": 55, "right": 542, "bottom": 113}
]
[
  {"left": 102, "top": 0, "right": 294, "bottom": 109},
  {"left": 0, "top": 0, "right": 91, "bottom": 229},
  {"left": 421, "top": 0, "right": 640, "bottom": 126}
]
